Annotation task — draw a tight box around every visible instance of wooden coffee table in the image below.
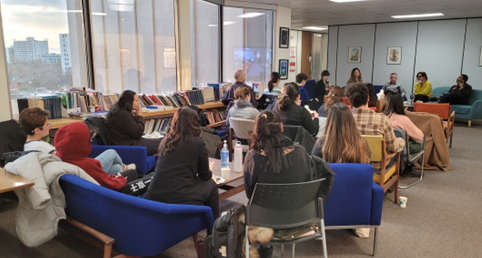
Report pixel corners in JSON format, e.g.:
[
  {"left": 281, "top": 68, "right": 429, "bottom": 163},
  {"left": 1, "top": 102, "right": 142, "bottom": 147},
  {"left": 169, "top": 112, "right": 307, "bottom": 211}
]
[
  {"left": 209, "top": 158, "right": 245, "bottom": 201},
  {"left": 0, "top": 168, "right": 35, "bottom": 194}
]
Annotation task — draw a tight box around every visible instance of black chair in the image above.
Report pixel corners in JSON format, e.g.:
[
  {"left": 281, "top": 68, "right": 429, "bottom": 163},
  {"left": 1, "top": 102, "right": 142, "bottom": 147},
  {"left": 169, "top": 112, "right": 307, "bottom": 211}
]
[
  {"left": 245, "top": 179, "right": 328, "bottom": 258},
  {"left": 282, "top": 125, "right": 316, "bottom": 152}
]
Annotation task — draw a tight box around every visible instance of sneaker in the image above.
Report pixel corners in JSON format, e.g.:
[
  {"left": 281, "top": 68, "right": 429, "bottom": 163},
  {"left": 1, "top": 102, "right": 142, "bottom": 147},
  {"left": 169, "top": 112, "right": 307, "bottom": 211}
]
[{"left": 122, "top": 163, "right": 136, "bottom": 171}]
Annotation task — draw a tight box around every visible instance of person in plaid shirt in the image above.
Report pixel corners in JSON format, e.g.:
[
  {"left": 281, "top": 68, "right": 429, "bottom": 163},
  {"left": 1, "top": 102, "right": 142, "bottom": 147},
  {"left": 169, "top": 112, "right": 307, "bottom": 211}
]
[{"left": 345, "top": 83, "right": 405, "bottom": 171}]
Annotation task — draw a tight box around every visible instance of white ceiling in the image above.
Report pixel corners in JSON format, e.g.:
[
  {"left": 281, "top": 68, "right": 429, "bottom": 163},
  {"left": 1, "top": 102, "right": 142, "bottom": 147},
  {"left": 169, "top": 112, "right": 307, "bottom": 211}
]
[{"left": 245, "top": 0, "right": 482, "bottom": 31}]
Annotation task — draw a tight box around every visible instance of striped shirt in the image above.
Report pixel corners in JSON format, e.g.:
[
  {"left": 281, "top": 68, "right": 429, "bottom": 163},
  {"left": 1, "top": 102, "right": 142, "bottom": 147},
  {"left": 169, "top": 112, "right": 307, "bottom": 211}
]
[{"left": 351, "top": 108, "right": 405, "bottom": 170}]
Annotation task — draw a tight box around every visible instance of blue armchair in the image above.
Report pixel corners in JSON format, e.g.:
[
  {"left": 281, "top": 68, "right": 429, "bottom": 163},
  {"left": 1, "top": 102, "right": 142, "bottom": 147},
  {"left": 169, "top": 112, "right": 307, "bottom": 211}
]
[
  {"left": 324, "top": 163, "right": 384, "bottom": 256},
  {"left": 431, "top": 86, "right": 482, "bottom": 127},
  {"left": 59, "top": 174, "right": 214, "bottom": 257},
  {"left": 89, "top": 137, "right": 157, "bottom": 174}
]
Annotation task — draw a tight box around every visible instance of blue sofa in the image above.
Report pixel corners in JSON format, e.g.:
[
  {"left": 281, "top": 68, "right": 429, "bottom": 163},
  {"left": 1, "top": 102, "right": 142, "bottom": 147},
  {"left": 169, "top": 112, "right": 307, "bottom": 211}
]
[
  {"left": 324, "top": 163, "right": 384, "bottom": 255},
  {"left": 431, "top": 86, "right": 482, "bottom": 127},
  {"left": 89, "top": 137, "right": 157, "bottom": 174},
  {"left": 59, "top": 174, "right": 214, "bottom": 257}
]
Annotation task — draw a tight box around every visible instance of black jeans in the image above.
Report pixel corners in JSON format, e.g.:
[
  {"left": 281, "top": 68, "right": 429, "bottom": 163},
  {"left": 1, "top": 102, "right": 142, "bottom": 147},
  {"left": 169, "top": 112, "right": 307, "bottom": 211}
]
[
  {"left": 414, "top": 94, "right": 429, "bottom": 102},
  {"left": 136, "top": 138, "right": 163, "bottom": 156},
  {"left": 439, "top": 92, "right": 468, "bottom": 105}
]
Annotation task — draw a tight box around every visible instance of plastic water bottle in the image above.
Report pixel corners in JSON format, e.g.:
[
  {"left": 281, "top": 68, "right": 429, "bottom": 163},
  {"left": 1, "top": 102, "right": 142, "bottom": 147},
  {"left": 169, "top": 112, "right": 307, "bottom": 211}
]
[
  {"left": 221, "top": 140, "right": 229, "bottom": 168},
  {"left": 234, "top": 141, "right": 243, "bottom": 172}
]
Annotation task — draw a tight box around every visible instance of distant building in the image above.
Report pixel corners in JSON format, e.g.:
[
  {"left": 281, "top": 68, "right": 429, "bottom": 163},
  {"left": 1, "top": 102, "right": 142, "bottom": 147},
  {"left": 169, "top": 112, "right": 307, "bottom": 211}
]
[
  {"left": 13, "top": 37, "right": 48, "bottom": 62},
  {"left": 5, "top": 47, "right": 15, "bottom": 63},
  {"left": 59, "top": 34, "right": 71, "bottom": 74},
  {"left": 41, "top": 53, "right": 61, "bottom": 64}
]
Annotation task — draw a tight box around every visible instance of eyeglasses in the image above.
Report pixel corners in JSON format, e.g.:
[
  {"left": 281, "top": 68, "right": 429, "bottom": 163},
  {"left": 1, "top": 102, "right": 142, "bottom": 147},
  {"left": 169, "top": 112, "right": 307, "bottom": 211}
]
[
  {"left": 417, "top": 75, "right": 423, "bottom": 78},
  {"left": 32, "top": 122, "right": 51, "bottom": 133}
]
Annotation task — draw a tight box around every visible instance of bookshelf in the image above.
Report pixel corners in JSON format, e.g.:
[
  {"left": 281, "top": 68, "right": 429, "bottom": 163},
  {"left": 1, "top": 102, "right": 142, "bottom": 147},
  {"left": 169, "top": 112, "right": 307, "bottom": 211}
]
[{"left": 48, "top": 101, "right": 226, "bottom": 130}]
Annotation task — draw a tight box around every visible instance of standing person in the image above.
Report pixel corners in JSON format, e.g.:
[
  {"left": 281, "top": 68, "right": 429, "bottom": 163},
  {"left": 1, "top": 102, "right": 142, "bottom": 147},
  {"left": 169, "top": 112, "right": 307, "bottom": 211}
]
[
  {"left": 317, "top": 86, "right": 345, "bottom": 117},
  {"left": 347, "top": 67, "right": 363, "bottom": 85},
  {"left": 244, "top": 110, "right": 312, "bottom": 200},
  {"left": 296, "top": 73, "right": 308, "bottom": 87},
  {"left": 382, "top": 73, "right": 406, "bottom": 98},
  {"left": 345, "top": 83, "right": 405, "bottom": 171},
  {"left": 273, "top": 82, "right": 319, "bottom": 136},
  {"left": 222, "top": 69, "right": 257, "bottom": 107},
  {"left": 144, "top": 107, "right": 219, "bottom": 223},
  {"left": 312, "top": 103, "right": 370, "bottom": 164},
  {"left": 414, "top": 72, "right": 432, "bottom": 102},
  {"left": 315, "top": 70, "right": 331, "bottom": 102},
  {"left": 430, "top": 74, "right": 472, "bottom": 105},
  {"left": 106, "top": 90, "right": 162, "bottom": 156},
  {"left": 263, "top": 72, "right": 282, "bottom": 96},
  {"left": 19, "top": 107, "right": 135, "bottom": 174}
]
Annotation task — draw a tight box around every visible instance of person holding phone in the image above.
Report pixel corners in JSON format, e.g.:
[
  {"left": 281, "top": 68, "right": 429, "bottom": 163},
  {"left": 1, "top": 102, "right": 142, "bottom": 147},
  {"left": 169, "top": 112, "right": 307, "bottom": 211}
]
[{"left": 106, "top": 90, "right": 162, "bottom": 155}]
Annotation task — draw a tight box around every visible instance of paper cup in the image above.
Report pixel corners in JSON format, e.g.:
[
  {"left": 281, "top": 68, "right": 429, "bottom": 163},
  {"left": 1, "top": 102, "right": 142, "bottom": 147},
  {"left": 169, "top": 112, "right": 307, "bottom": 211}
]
[
  {"left": 89, "top": 106, "right": 95, "bottom": 113},
  {"left": 221, "top": 167, "right": 230, "bottom": 180},
  {"left": 399, "top": 196, "right": 408, "bottom": 208}
]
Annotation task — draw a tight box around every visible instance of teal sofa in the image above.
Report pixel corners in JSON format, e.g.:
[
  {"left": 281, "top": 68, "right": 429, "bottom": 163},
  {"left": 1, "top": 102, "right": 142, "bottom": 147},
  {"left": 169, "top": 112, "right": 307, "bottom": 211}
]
[{"left": 431, "top": 86, "right": 482, "bottom": 127}]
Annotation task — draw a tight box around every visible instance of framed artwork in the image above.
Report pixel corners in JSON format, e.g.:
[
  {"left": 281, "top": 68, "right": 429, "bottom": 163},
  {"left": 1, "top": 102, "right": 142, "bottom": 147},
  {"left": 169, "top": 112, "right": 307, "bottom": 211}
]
[
  {"left": 119, "top": 49, "right": 131, "bottom": 67},
  {"left": 279, "top": 27, "right": 289, "bottom": 48},
  {"left": 279, "top": 59, "right": 289, "bottom": 79},
  {"left": 387, "top": 46, "right": 402, "bottom": 65},
  {"left": 479, "top": 46, "right": 482, "bottom": 66},
  {"left": 348, "top": 47, "right": 361, "bottom": 63}
]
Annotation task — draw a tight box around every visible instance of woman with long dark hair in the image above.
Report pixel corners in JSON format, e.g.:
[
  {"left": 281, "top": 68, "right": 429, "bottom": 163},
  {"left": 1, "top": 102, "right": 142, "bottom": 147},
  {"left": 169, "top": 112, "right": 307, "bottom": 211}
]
[
  {"left": 347, "top": 67, "right": 363, "bottom": 85},
  {"left": 106, "top": 90, "right": 161, "bottom": 155},
  {"left": 244, "top": 110, "right": 312, "bottom": 199},
  {"left": 317, "top": 86, "right": 344, "bottom": 117},
  {"left": 273, "top": 82, "right": 319, "bottom": 136},
  {"left": 383, "top": 92, "right": 423, "bottom": 141},
  {"left": 263, "top": 72, "right": 282, "bottom": 96},
  {"left": 145, "top": 107, "right": 219, "bottom": 221},
  {"left": 312, "top": 103, "right": 370, "bottom": 163}
]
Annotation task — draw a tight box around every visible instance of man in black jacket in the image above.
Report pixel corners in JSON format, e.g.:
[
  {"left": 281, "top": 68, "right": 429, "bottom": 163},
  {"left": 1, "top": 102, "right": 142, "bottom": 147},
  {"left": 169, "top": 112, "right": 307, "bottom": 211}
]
[
  {"left": 221, "top": 69, "right": 257, "bottom": 107},
  {"left": 430, "top": 74, "right": 472, "bottom": 105}
]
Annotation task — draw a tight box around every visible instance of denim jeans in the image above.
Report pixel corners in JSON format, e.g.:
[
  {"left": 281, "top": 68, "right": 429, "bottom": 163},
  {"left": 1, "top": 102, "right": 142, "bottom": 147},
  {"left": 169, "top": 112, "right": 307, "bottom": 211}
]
[{"left": 95, "top": 149, "right": 123, "bottom": 175}]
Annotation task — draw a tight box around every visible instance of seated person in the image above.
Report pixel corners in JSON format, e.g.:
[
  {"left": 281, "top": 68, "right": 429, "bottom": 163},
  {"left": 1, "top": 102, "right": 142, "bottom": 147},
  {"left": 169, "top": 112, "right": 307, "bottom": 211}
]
[
  {"left": 19, "top": 107, "right": 134, "bottom": 175},
  {"left": 430, "top": 74, "right": 472, "bottom": 105},
  {"left": 414, "top": 72, "right": 432, "bottom": 102},
  {"left": 55, "top": 122, "right": 151, "bottom": 196},
  {"left": 263, "top": 72, "right": 282, "bottom": 96},
  {"left": 382, "top": 73, "right": 406, "bottom": 98},
  {"left": 226, "top": 86, "right": 259, "bottom": 126},
  {"left": 315, "top": 70, "right": 331, "bottom": 103},
  {"left": 347, "top": 67, "right": 363, "bottom": 85},
  {"left": 106, "top": 90, "right": 162, "bottom": 156},
  {"left": 318, "top": 86, "right": 344, "bottom": 117},
  {"left": 366, "top": 83, "right": 381, "bottom": 111},
  {"left": 273, "top": 82, "right": 319, "bottom": 136},
  {"left": 222, "top": 69, "right": 257, "bottom": 107},
  {"left": 345, "top": 83, "right": 405, "bottom": 171},
  {"left": 311, "top": 103, "right": 371, "bottom": 239},
  {"left": 383, "top": 92, "right": 424, "bottom": 176},
  {"left": 144, "top": 108, "right": 219, "bottom": 223},
  {"left": 244, "top": 110, "right": 312, "bottom": 200}
]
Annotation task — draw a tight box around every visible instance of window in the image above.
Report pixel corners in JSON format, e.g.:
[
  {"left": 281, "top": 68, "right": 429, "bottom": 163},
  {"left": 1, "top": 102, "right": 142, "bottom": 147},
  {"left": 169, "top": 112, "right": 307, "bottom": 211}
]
[
  {"left": 191, "top": 0, "right": 220, "bottom": 87},
  {"left": 223, "top": 7, "right": 274, "bottom": 83},
  {"left": 90, "top": 0, "right": 177, "bottom": 94},
  {"left": 1, "top": 0, "right": 88, "bottom": 117}
]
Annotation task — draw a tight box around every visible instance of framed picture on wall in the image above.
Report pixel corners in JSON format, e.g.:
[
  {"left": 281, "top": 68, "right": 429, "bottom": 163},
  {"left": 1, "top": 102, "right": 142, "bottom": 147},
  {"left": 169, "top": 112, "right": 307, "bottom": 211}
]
[
  {"left": 387, "top": 47, "right": 402, "bottom": 65},
  {"left": 348, "top": 47, "right": 361, "bottom": 63},
  {"left": 279, "top": 27, "right": 289, "bottom": 48},
  {"left": 479, "top": 46, "right": 482, "bottom": 66},
  {"left": 279, "top": 59, "right": 289, "bottom": 79}
]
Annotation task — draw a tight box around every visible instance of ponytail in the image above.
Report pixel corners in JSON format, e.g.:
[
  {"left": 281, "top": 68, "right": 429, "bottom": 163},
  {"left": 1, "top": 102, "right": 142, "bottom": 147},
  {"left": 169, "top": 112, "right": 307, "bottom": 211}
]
[
  {"left": 277, "top": 82, "right": 300, "bottom": 111},
  {"left": 268, "top": 72, "right": 281, "bottom": 92}
]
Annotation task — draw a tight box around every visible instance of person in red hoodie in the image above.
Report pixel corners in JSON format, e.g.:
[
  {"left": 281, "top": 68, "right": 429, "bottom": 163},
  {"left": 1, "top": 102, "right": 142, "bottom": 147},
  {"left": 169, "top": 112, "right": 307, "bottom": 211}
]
[{"left": 55, "top": 122, "right": 150, "bottom": 195}]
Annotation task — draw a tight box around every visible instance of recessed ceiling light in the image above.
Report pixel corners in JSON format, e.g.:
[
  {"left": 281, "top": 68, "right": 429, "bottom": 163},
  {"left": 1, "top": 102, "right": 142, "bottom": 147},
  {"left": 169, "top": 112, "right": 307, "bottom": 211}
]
[
  {"left": 392, "top": 13, "right": 444, "bottom": 19},
  {"left": 330, "top": 0, "right": 366, "bottom": 3},
  {"left": 302, "top": 26, "right": 327, "bottom": 31},
  {"left": 238, "top": 13, "right": 265, "bottom": 18}
]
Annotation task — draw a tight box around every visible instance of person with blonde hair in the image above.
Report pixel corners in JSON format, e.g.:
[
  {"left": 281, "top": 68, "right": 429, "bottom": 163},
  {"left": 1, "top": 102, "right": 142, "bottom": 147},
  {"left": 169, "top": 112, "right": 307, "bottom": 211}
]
[
  {"left": 226, "top": 86, "right": 259, "bottom": 127},
  {"left": 317, "top": 86, "right": 345, "bottom": 117},
  {"left": 312, "top": 103, "right": 370, "bottom": 163}
]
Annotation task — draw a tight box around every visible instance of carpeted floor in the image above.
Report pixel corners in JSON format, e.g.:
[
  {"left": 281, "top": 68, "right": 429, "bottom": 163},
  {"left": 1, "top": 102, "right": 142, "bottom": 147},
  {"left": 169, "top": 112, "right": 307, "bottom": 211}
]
[{"left": 1, "top": 121, "right": 481, "bottom": 258}]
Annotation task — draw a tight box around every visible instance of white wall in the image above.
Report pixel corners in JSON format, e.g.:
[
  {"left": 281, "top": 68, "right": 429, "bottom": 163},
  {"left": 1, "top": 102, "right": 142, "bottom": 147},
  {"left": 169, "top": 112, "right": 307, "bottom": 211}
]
[
  {"left": 288, "top": 29, "right": 300, "bottom": 82},
  {"left": 373, "top": 22, "right": 418, "bottom": 93},
  {"left": 274, "top": 5, "right": 291, "bottom": 86},
  {"left": 0, "top": 5, "right": 12, "bottom": 122},
  {"left": 462, "top": 18, "right": 482, "bottom": 87},
  {"left": 336, "top": 24, "right": 376, "bottom": 86},
  {"left": 329, "top": 18, "right": 482, "bottom": 92},
  {"left": 415, "top": 19, "right": 466, "bottom": 88}
]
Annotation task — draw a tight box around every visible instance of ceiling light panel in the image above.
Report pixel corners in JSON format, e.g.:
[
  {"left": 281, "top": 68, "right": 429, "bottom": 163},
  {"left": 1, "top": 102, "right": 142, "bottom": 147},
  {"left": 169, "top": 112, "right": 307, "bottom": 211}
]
[{"left": 392, "top": 13, "right": 444, "bottom": 19}]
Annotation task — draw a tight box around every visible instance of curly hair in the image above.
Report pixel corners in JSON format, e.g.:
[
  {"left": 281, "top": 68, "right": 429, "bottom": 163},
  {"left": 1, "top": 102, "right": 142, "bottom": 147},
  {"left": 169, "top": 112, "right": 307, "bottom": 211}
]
[{"left": 345, "top": 82, "right": 368, "bottom": 108}]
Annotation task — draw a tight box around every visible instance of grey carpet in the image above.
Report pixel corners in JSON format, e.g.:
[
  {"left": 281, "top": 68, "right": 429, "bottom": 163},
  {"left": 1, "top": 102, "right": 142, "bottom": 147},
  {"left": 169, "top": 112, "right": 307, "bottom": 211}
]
[{"left": 1, "top": 121, "right": 481, "bottom": 257}]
